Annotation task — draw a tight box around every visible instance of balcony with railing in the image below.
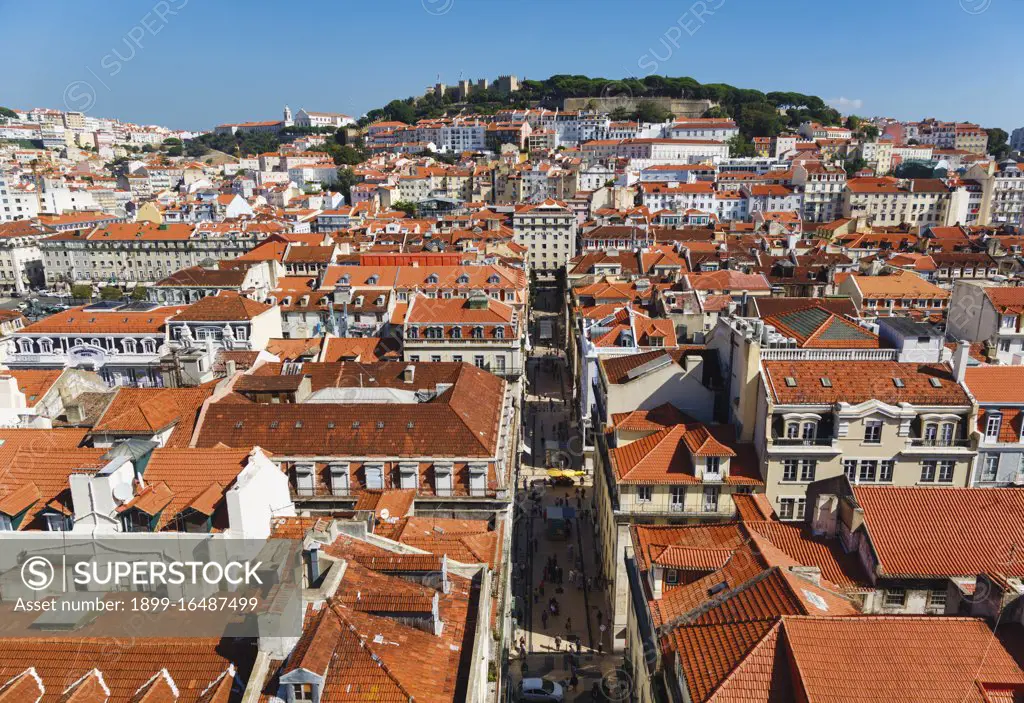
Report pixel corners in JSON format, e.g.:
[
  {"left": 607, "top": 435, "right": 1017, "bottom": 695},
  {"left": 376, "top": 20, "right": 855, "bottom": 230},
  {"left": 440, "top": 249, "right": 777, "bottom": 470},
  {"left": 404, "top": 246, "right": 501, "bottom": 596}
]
[{"left": 903, "top": 436, "right": 975, "bottom": 454}]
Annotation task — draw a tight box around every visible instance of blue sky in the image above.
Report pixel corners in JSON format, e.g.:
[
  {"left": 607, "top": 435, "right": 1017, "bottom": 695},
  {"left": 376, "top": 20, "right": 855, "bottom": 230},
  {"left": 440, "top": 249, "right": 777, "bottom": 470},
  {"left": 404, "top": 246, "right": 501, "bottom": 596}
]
[{"left": 2, "top": 0, "right": 1022, "bottom": 131}]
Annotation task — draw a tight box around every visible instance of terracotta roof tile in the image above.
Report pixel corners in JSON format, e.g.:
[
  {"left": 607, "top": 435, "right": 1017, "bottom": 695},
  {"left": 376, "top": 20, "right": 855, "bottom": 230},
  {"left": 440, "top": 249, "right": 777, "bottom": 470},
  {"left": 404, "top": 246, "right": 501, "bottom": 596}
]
[
  {"left": 171, "top": 293, "right": 272, "bottom": 322},
  {"left": 851, "top": 486, "right": 1024, "bottom": 578},
  {"left": 763, "top": 361, "right": 970, "bottom": 405}
]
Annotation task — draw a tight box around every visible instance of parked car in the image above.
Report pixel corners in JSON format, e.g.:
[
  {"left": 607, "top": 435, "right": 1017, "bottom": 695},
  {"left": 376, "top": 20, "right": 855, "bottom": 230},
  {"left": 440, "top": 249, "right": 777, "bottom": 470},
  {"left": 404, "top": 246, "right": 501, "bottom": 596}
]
[{"left": 518, "top": 678, "right": 564, "bottom": 702}]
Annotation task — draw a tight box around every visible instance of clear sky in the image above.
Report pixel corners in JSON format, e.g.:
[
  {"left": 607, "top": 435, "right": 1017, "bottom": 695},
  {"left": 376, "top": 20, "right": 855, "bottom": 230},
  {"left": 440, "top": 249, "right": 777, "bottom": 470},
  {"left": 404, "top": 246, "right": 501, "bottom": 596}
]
[{"left": 2, "top": 0, "right": 1021, "bottom": 131}]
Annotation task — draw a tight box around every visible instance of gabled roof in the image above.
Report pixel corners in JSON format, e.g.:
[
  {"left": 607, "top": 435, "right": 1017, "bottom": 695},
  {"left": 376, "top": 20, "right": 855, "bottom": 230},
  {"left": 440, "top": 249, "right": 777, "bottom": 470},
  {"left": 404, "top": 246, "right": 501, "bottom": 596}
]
[
  {"left": 92, "top": 386, "right": 215, "bottom": 446},
  {"left": 610, "top": 423, "right": 758, "bottom": 486},
  {"left": 851, "top": 486, "right": 1024, "bottom": 579},
  {"left": 170, "top": 293, "right": 273, "bottom": 322},
  {"left": 985, "top": 286, "right": 1024, "bottom": 314},
  {"left": 764, "top": 305, "right": 879, "bottom": 349}
]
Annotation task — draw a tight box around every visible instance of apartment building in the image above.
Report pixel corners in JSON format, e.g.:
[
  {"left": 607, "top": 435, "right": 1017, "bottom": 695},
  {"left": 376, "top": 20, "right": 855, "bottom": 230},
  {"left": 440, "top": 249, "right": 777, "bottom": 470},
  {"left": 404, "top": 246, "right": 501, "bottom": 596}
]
[
  {"left": 807, "top": 481, "right": 1024, "bottom": 616},
  {"left": 965, "top": 159, "right": 1024, "bottom": 226},
  {"left": 965, "top": 366, "right": 1024, "bottom": 486},
  {"left": 947, "top": 281, "right": 1024, "bottom": 364},
  {"left": 667, "top": 118, "right": 738, "bottom": 141},
  {"left": 192, "top": 361, "right": 518, "bottom": 513},
  {"left": 40, "top": 221, "right": 264, "bottom": 287},
  {"left": 402, "top": 292, "right": 524, "bottom": 377},
  {"left": 838, "top": 271, "right": 950, "bottom": 319},
  {"left": 512, "top": 198, "right": 577, "bottom": 271},
  {"left": 757, "top": 355, "right": 976, "bottom": 520},
  {"left": 638, "top": 181, "right": 716, "bottom": 213},
  {"left": 0, "top": 219, "right": 50, "bottom": 293},
  {"left": 166, "top": 293, "right": 282, "bottom": 353},
  {"left": 593, "top": 408, "right": 761, "bottom": 651},
  {"left": 843, "top": 177, "right": 952, "bottom": 227},
  {"left": 6, "top": 301, "right": 184, "bottom": 387},
  {"left": 793, "top": 162, "right": 846, "bottom": 222}
]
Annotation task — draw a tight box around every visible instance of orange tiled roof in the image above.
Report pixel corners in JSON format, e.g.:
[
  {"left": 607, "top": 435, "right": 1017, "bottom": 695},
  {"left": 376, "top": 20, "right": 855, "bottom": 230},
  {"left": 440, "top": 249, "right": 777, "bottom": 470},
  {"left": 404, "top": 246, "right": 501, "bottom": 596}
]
[
  {"left": 851, "top": 486, "right": 1024, "bottom": 578},
  {"left": 92, "top": 386, "right": 214, "bottom": 446},
  {"left": 118, "top": 448, "right": 260, "bottom": 531},
  {"left": 1, "top": 369, "right": 63, "bottom": 403},
  {"left": 763, "top": 361, "right": 970, "bottom": 406},
  {"left": 964, "top": 366, "right": 1024, "bottom": 403},
  {"left": 171, "top": 293, "right": 272, "bottom": 322}
]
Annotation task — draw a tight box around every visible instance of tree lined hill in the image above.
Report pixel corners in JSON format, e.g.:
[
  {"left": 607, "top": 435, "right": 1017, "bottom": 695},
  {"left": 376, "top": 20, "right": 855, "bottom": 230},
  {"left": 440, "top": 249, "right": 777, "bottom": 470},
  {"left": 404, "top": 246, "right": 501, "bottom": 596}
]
[{"left": 362, "top": 74, "right": 844, "bottom": 139}]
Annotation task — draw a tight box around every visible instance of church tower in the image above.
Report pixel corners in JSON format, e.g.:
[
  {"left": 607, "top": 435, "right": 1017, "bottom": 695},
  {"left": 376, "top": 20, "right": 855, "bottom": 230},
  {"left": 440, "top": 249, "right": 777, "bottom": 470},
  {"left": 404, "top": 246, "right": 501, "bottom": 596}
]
[{"left": 283, "top": 105, "right": 293, "bottom": 127}]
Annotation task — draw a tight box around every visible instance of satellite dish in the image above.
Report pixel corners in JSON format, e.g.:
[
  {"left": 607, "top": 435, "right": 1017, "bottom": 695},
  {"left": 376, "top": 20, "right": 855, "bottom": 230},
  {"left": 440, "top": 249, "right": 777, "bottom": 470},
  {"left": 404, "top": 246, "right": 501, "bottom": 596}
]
[
  {"left": 379, "top": 508, "right": 390, "bottom": 521},
  {"left": 112, "top": 483, "right": 133, "bottom": 504}
]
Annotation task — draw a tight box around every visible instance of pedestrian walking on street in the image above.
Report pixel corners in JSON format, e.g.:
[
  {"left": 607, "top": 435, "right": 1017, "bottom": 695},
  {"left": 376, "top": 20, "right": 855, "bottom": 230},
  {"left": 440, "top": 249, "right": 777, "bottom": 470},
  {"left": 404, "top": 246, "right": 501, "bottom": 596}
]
[
  {"left": 554, "top": 635, "right": 561, "bottom": 651},
  {"left": 541, "top": 609, "right": 549, "bottom": 628},
  {"left": 569, "top": 672, "right": 579, "bottom": 691},
  {"left": 568, "top": 543, "right": 574, "bottom": 562},
  {"left": 581, "top": 487, "right": 586, "bottom": 500},
  {"left": 565, "top": 617, "right": 572, "bottom": 632},
  {"left": 568, "top": 568, "right": 575, "bottom": 585}
]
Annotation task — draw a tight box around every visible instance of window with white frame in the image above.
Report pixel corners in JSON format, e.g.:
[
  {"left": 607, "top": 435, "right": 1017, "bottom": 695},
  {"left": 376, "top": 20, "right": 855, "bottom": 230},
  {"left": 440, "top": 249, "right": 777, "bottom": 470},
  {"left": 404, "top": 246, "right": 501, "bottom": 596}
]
[
  {"left": 880, "top": 460, "right": 895, "bottom": 482},
  {"left": 884, "top": 588, "right": 907, "bottom": 607},
  {"left": 783, "top": 459, "right": 798, "bottom": 482},
  {"left": 705, "top": 456, "right": 721, "bottom": 475},
  {"left": 981, "top": 454, "right": 999, "bottom": 482},
  {"left": 864, "top": 420, "right": 883, "bottom": 444},
  {"left": 921, "top": 460, "right": 937, "bottom": 482},
  {"left": 986, "top": 413, "right": 1003, "bottom": 441},
  {"left": 928, "top": 588, "right": 947, "bottom": 611},
  {"left": 938, "top": 460, "right": 955, "bottom": 483},
  {"left": 670, "top": 486, "right": 685, "bottom": 511},
  {"left": 778, "top": 497, "right": 805, "bottom": 521},
  {"left": 636, "top": 486, "right": 652, "bottom": 503}
]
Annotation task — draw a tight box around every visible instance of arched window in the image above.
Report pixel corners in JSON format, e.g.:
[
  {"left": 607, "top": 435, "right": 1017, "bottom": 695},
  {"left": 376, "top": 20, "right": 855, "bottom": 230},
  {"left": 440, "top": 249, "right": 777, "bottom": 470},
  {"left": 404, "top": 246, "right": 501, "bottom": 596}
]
[
  {"left": 17, "top": 338, "right": 34, "bottom": 354},
  {"left": 472, "top": 326, "right": 484, "bottom": 339},
  {"left": 427, "top": 274, "right": 439, "bottom": 284},
  {"left": 141, "top": 338, "right": 156, "bottom": 354},
  {"left": 495, "top": 327, "right": 505, "bottom": 339},
  {"left": 38, "top": 338, "right": 53, "bottom": 354},
  {"left": 451, "top": 327, "right": 462, "bottom": 339},
  {"left": 122, "top": 338, "right": 137, "bottom": 354},
  {"left": 407, "top": 327, "right": 418, "bottom": 339}
]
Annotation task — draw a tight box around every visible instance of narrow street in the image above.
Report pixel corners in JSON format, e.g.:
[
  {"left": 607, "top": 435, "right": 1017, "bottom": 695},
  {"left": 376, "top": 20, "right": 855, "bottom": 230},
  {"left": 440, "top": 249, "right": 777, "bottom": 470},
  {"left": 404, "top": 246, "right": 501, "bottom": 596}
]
[{"left": 510, "top": 283, "right": 624, "bottom": 701}]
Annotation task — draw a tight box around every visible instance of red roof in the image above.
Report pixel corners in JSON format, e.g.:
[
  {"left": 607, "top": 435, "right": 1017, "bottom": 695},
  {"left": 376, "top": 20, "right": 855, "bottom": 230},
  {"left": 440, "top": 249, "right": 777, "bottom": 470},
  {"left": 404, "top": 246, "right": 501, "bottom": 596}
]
[{"left": 852, "top": 486, "right": 1024, "bottom": 578}]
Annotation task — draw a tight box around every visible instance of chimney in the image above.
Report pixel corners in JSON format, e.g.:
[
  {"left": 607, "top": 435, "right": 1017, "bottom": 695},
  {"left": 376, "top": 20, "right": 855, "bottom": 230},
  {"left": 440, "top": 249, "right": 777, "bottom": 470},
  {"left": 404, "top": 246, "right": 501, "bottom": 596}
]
[
  {"left": 403, "top": 365, "right": 415, "bottom": 384},
  {"left": 225, "top": 359, "right": 237, "bottom": 376},
  {"left": 952, "top": 340, "right": 970, "bottom": 383}
]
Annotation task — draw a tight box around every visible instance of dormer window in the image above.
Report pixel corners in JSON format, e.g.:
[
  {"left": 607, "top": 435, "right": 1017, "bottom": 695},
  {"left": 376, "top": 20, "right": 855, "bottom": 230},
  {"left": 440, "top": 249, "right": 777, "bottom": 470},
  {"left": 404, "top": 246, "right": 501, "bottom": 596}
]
[
  {"left": 451, "top": 327, "right": 462, "bottom": 339},
  {"left": 407, "top": 326, "right": 418, "bottom": 339},
  {"left": 472, "top": 326, "right": 484, "bottom": 339},
  {"left": 457, "top": 274, "right": 469, "bottom": 285},
  {"left": 985, "top": 413, "right": 1002, "bottom": 442},
  {"left": 705, "top": 456, "right": 721, "bottom": 475},
  {"left": 293, "top": 684, "right": 314, "bottom": 702},
  {"left": 427, "top": 274, "right": 439, "bottom": 284}
]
